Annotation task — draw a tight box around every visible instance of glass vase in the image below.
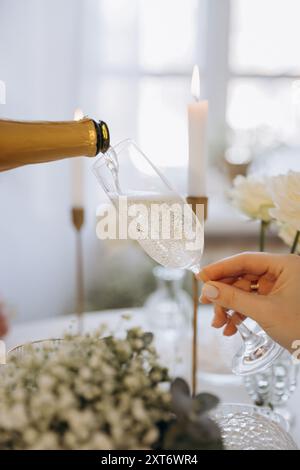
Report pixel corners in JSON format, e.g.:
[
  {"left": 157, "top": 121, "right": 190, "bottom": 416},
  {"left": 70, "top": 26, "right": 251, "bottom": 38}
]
[{"left": 144, "top": 265, "right": 192, "bottom": 380}]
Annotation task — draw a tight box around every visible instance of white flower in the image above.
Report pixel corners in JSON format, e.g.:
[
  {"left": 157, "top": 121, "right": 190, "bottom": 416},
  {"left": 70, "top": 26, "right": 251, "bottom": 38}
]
[
  {"left": 0, "top": 409, "right": 16, "bottom": 430},
  {"left": 64, "top": 431, "right": 79, "bottom": 449},
  {"left": 56, "top": 386, "right": 76, "bottom": 409},
  {"left": 38, "top": 374, "right": 55, "bottom": 391},
  {"left": 90, "top": 432, "right": 113, "bottom": 450},
  {"left": 132, "top": 399, "right": 147, "bottom": 421},
  {"left": 23, "top": 428, "right": 39, "bottom": 446},
  {"left": 230, "top": 175, "right": 274, "bottom": 222},
  {"left": 80, "top": 367, "right": 92, "bottom": 380},
  {"left": 143, "top": 427, "right": 159, "bottom": 446},
  {"left": 277, "top": 222, "right": 300, "bottom": 253},
  {"left": 269, "top": 171, "right": 300, "bottom": 231},
  {"left": 30, "top": 432, "right": 59, "bottom": 450},
  {"left": 10, "top": 404, "right": 28, "bottom": 429},
  {"left": 12, "top": 387, "right": 26, "bottom": 402}
]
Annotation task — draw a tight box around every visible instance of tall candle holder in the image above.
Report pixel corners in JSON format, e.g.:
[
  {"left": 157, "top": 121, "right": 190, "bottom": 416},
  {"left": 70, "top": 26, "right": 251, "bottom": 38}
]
[
  {"left": 187, "top": 195, "right": 208, "bottom": 396},
  {"left": 71, "top": 206, "right": 85, "bottom": 334}
]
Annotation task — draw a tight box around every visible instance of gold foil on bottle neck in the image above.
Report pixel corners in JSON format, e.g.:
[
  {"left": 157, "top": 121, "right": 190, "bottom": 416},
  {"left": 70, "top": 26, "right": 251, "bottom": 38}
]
[{"left": 0, "top": 118, "right": 98, "bottom": 172}]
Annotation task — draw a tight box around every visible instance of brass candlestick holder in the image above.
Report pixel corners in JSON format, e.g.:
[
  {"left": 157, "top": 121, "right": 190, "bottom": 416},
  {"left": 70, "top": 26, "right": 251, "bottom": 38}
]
[
  {"left": 187, "top": 195, "right": 208, "bottom": 396},
  {"left": 71, "top": 207, "right": 85, "bottom": 335}
]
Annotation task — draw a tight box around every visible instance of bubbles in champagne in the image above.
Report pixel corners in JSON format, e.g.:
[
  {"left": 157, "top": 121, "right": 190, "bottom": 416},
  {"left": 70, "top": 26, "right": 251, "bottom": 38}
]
[
  {"left": 125, "top": 194, "right": 203, "bottom": 271},
  {"left": 103, "top": 147, "right": 203, "bottom": 272}
]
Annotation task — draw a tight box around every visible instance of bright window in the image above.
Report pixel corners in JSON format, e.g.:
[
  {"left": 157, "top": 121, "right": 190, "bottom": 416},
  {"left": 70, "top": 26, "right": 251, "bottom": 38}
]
[
  {"left": 230, "top": 0, "right": 300, "bottom": 74},
  {"left": 86, "top": 0, "right": 300, "bottom": 185},
  {"left": 227, "top": 0, "right": 300, "bottom": 143},
  {"left": 89, "top": 0, "right": 203, "bottom": 182}
]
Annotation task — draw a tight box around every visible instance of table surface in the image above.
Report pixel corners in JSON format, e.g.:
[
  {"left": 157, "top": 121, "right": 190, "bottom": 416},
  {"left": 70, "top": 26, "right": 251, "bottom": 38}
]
[{"left": 4, "top": 306, "right": 300, "bottom": 447}]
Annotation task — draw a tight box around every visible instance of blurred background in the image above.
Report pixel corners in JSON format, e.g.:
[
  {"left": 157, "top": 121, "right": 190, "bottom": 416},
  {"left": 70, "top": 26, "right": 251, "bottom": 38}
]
[{"left": 1, "top": 0, "right": 300, "bottom": 322}]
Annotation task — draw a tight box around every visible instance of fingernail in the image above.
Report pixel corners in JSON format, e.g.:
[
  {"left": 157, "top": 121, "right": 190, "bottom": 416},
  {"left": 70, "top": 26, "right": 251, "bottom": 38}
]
[
  {"left": 198, "top": 270, "right": 210, "bottom": 282},
  {"left": 202, "top": 284, "right": 219, "bottom": 300}
]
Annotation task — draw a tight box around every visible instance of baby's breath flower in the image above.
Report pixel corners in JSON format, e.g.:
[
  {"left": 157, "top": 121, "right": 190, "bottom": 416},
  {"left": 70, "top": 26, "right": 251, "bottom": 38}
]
[
  {"left": 0, "top": 327, "right": 171, "bottom": 450},
  {"left": 23, "top": 427, "right": 39, "bottom": 446},
  {"left": 38, "top": 374, "right": 55, "bottom": 391},
  {"left": 30, "top": 432, "right": 59, "bottom": 450},
  {"left": 91, "top": 432, "right": 113, "bottom": 450},
  {"left": 143, "top": 427, "right": 159, "bottom": 446}
]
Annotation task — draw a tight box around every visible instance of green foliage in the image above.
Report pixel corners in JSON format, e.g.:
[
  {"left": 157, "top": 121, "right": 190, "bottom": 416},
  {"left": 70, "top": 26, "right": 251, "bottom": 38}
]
[{"left": 161, "top": 378, "right": 223, "bottom": 450}]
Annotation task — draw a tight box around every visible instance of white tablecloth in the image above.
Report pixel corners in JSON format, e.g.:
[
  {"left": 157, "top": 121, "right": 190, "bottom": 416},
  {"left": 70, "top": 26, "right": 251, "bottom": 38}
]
[{"left": 5, "top": 306, "right": 300, "bottom": 447}]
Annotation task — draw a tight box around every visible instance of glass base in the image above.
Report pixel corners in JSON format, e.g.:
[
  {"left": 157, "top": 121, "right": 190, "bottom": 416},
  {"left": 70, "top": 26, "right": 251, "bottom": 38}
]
[
  {"left": 274, "top": 406, "right": 293, "bottom": 430},
  {"left": 232, "top": 333, "right": 283, "bottom": 376}
]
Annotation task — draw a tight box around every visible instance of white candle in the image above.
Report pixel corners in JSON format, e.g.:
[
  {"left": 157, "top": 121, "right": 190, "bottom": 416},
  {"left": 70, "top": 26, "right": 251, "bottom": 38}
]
[
  {"left": 188, "top": 65, "right": 208, "bottom": 196},
  {"left": 71, "top": 108, "right": 84, "bottom": 207}
]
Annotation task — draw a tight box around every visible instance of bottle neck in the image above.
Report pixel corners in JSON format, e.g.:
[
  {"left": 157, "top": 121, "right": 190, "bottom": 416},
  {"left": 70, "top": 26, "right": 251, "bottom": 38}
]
[{"left": 0, "top": 118, "right": 107, "bottom": 172}]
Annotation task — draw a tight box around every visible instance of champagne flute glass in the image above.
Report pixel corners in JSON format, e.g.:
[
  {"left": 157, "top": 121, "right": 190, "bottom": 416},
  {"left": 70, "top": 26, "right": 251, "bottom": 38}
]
[
  {"left": 92, "top": 139, "right": 283, "bottom": 375},
  {"left": 93, "top": 139, "right": 204, "bottom": 273}
]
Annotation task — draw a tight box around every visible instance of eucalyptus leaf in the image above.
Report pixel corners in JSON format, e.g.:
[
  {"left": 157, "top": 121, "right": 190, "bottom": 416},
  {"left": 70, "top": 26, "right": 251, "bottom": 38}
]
[
  {"left": 162, "top": 378, "right": 223, "bottom": 450},
  {"left": 170, "top": 378, "right": 193, "bottom": 419},
  {"left": 171, "top": 377, "right": 190, "bottom": 396},
  {"left": 193, "top": 393, "right": 220, "bottom": 414}
]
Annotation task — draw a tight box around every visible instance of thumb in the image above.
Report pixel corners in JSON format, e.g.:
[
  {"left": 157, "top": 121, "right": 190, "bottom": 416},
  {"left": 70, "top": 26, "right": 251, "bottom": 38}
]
[{"left": 201, "top": 281, "right": 268, "bottom": 323}]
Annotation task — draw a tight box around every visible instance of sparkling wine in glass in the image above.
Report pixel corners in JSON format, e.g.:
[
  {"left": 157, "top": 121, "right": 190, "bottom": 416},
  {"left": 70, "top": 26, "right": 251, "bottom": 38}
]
[{"left": 93, "top": 139, "right": 204, "bottom": 273}]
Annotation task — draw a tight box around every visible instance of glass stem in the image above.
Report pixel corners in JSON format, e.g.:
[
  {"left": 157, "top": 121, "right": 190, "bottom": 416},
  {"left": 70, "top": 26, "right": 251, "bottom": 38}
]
[
  {"left": 237, "top": 322, "right": 258, "bottom": 344},
  {"left": 228, "top": 310, "right": 262, "bottom": 346},
  {"left": 236, "top": 322, "right": 265, "bottom": 358}
]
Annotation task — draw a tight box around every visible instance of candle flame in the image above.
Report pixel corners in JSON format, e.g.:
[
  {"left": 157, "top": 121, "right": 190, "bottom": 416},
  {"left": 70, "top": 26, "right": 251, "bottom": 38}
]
[
  {"left": 74, "top": 108, "right": 84, "bottom": 121},
  {"left": 191, "top": 65, "right": 200, "bottom": 101}
]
